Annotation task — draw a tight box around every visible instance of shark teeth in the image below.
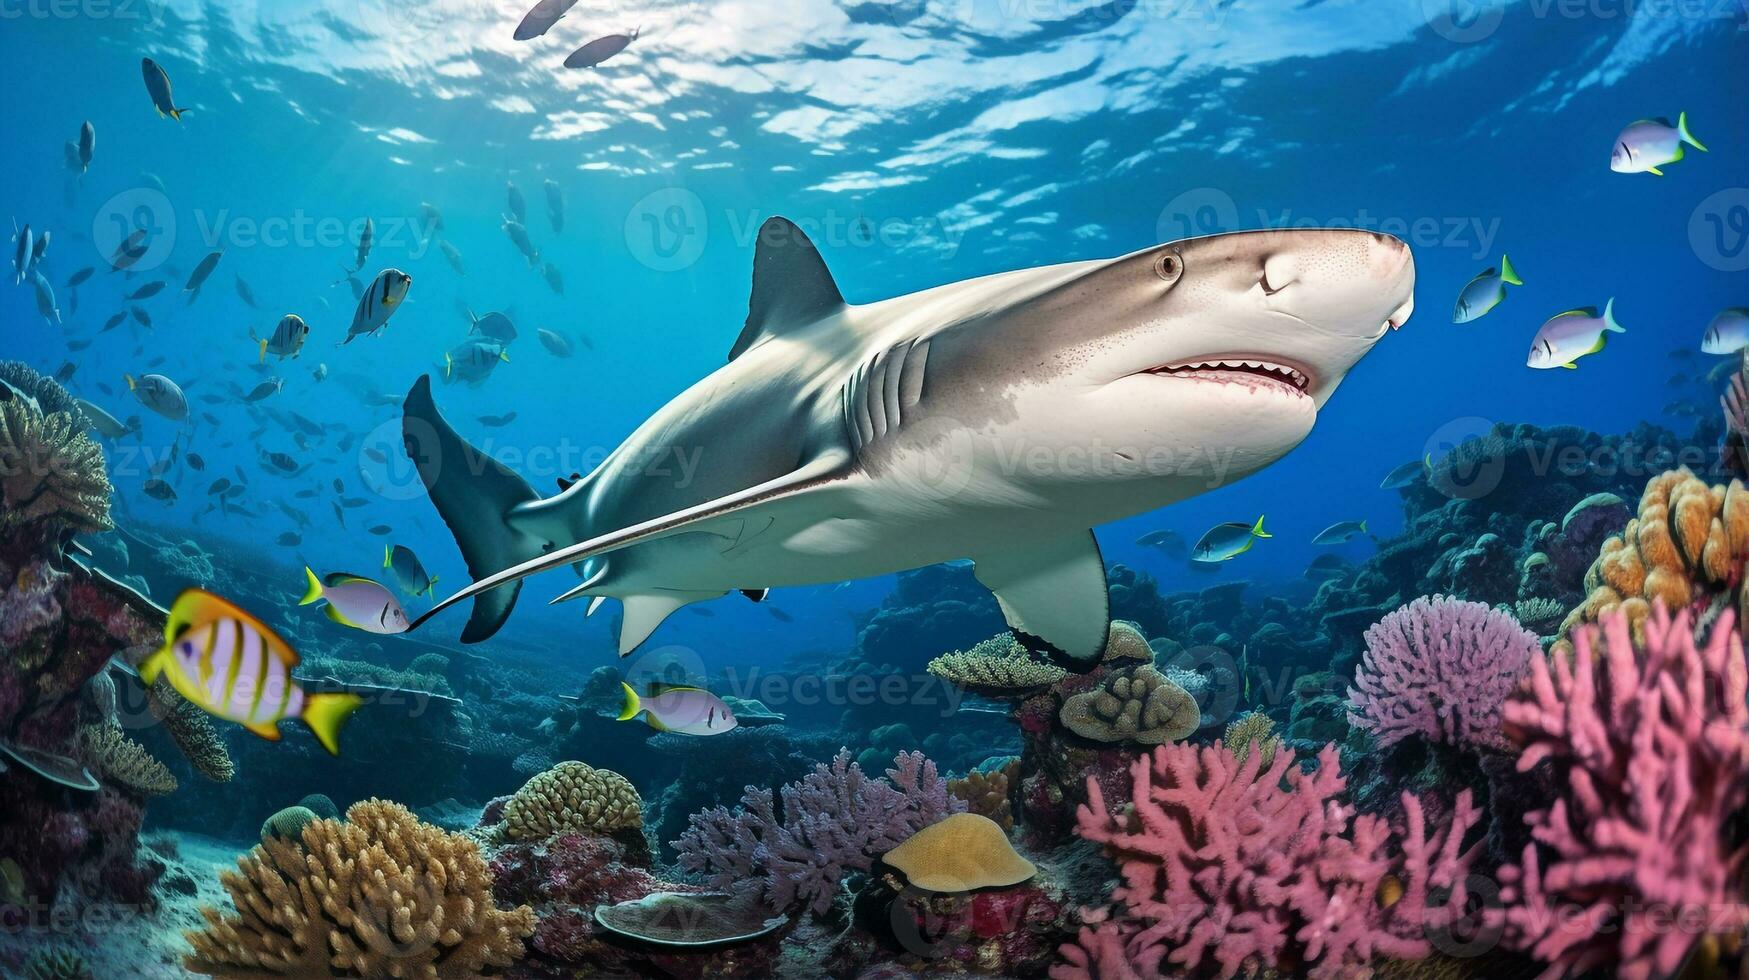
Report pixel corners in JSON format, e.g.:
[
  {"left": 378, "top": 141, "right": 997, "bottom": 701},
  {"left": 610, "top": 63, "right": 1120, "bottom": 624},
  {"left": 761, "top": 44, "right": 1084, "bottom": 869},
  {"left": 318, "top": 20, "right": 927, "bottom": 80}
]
[{"left": 1154, "top": 359, "right": 1311, "bottom": 392}]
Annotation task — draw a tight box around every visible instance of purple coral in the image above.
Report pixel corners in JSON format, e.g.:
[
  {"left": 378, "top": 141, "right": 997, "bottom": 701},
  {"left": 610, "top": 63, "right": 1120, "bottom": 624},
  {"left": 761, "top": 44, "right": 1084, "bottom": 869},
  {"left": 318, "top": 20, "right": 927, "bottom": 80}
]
[
  {"left": 1346, "top": 594, "right": 1537, "bottom": 750},
  {"left": 673, "top": 748, "right": 964, "bottom": 916},
  {"left": 1055, "top": 741, "right": 1480, "bottom": 980},
  {"left": 1486, "top": 605, "right": 1749, "bottom": 980}
]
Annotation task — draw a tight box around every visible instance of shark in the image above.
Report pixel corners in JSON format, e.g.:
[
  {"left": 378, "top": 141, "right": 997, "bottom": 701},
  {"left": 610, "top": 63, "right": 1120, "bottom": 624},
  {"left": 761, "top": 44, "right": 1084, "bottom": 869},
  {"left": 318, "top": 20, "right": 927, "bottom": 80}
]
[{"left": 402, "top": 216, "right": 1416, "bottom": 666}]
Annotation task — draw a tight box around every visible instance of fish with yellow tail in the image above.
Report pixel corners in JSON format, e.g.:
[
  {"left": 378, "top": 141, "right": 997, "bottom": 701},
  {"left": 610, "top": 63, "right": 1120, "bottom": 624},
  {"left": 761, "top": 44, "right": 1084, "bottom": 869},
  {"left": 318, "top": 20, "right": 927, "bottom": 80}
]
[
  {"left": 616, "top": 682, "right": 738, "bottom": 736},
  {"left": 138, "top": 590, "right": 362, "bottom": 754},
  {"left": 300, "top": 567, "right": 411, "bottom": 634}
]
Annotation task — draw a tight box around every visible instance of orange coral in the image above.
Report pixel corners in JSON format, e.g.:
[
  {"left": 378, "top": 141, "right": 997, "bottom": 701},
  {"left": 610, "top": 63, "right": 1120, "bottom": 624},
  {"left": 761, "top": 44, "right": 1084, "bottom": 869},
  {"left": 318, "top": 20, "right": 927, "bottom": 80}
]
[{"left": 1565, "top": 470, "right": 1749, "bottom": 644}]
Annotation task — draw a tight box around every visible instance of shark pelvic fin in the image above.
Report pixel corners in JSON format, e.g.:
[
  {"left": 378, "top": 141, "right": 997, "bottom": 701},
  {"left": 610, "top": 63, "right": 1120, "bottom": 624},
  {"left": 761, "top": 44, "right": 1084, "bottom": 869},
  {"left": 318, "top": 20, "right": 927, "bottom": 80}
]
[
  {"left": 728, "top": 216, "right": 845, "bottom": 362},
  {"left": 973, "top": 531, "right": 1111, "bottom": 670}
]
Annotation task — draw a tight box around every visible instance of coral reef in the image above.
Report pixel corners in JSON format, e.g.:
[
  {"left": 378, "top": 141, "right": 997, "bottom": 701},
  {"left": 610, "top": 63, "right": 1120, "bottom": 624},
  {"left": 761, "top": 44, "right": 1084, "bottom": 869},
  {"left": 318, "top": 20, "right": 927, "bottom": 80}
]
[
  {"left": 1059, "top": 741, "right": 1480, "bottom": 980},
  {"left": 184, "top": 798, "right": 537, "bottom": 978},
  {"left": 150, "top": 687, "right": 236, "bottom": 783},
  {"left": 1223, "top": 711, "right": 1277, "bottom": 769},
  {"left": 22, "top": 946, "right": 94, "bottom": 980},
  {"left": 79, "top": 723, "right": 177, "bottom": 797},
  {"left": 0, "top": 363, "right": 112, "bottom": 535},
  {"left": 926, "top": 633, "right": 1067, "bottom": 694},
  {"left": 1346, "top": 595, "right": 1537, "bottom": 751},
  {"left": 948, "top": 760, "right": 1015, "bottom": 832},
  {"left": 1058, "top": 663, "right": 1198, "bottom": 744},
  {"left": 881, "top": 812, "right": 1035, "bottom": 892},
  {"left": 594, "top": 892, "right": 788, "bottom": 947},
  {"left": 1563, "top": 469, "right": 1749, "bottom": 643},
  {"left": 501, "top": 760, "right": 642, "bottom": 841},
  {"left": 1488, "top": 605, "right": 1749, "bottom": 979},
  {"left": 674, "top": 749, "right": 964, "bottom": 916},
  {"left": 259, "top": 805, "right": 318, "bottom": 842}
]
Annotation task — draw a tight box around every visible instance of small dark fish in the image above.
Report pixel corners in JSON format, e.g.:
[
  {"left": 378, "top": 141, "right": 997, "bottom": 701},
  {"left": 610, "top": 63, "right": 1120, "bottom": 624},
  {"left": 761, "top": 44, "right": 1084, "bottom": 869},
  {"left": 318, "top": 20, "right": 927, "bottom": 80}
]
[
  {"left": 277, "top": 532, "right": 301, "bottom": 546},
  {"left": 332, "top": 478, "right": 344, "bottom": 493},
  {"left": 102, "top": 312, "right": 127, "bottom": 332},
  {"left": 477, "top": 412, "right": 517, "bottom": 427},
  {"left": 207, "top": 478, "right": 231, "bottom": 495},
  {"left": 294, "top": 488, "right": 317, "bottom": 499},
  {"left": 200, "top": 411, "right": 222, "bottom": 427},
  {"left": 340, "top": 497, "right": 368, "bottom": 508},
  {"left": 126, "top": 280, "right": 166, "bottom": 300},
  {"left": 141, "top": 58, "right": 191, "bottom": 120},
  {"left": 235, "top": 274, "right": 257, "bottom": 308},
  {"left": 332, "top": 501, "right": 345, "bottom": 527},
  {"left": 350, "top": 218, "right": 374, "bottom": 272},
  {"left": 506, "top": 181, "right": 526, "bottom": 225},
  {"left": 766, "top": 606, "right": 793, "bottom": 623},
  {"left": 142, "top": 478, "right": 176, "bottom": 502},
  {"left": 54, "top": 362, "right": 76, "bottom": 383},
  {"left": 242, "top": 378, "right": 283, "bottom": 403},
  {"left": 187, "top": 452, "right": 206, "bottom": 471},
  {"left": 367, "top": 525, "right": 392, "bottom": 536},
  {"left": 109, "top": 229, "right": 149, "bottom": 272},
  {"left": 66, "top": 266, "right": 94, "bottom": 289},
  {"left": 364, "top": 447, "right": 387, "bottom": 465},
  {"left": 222, "top": 484, "right": 246, "bottom": 499},
  {"left": 565, "top": 28, "right": 640, "bottom": 69},
  {"left": 541, "top": 261, "right": 564, "bottom": 295},
  {"left": 130, "top": 305, "right": 152, "bottom": 328},
  {"left": 77, "top": 120, "right": 95, "bottom": 172},
  {"left": 513, "top": 0, "right": 579, "bottom": 40},
  {"left": 184, "top": 251, "right": 221, "bottom": 294},
  {"left": 262, "top": 451, "right": 298, "bottom": 472},
  {"left": 67, "top": 338, "right": 93, "bottom": 352}
]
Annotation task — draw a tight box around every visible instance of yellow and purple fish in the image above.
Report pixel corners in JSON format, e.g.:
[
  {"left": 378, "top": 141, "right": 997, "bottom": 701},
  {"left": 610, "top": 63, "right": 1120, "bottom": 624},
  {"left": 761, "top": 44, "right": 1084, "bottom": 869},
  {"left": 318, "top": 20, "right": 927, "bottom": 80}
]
[
  {"left": 616, "top": 683, "right": 738, "bottom": 736},
  {"left": 300, "top": 568, "right": 410, "bottom": 633},
  {"left": 1527, "top": 299, "right": 1626, "bottom": 370},
  {"left": 139, "top": 590, "right": 361, "bottom": 754}
]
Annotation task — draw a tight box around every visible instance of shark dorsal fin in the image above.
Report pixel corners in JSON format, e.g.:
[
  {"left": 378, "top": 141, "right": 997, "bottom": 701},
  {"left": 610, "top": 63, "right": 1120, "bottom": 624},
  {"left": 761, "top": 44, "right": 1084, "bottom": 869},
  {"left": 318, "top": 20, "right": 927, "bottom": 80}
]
[{"left": 729, "top": 217, "right": 844, "bottom": 362}]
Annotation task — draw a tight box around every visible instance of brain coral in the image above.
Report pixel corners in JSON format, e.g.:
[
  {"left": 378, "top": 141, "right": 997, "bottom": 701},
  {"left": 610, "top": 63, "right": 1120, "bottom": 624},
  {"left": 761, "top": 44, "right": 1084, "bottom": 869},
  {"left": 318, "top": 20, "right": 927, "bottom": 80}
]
[
  {"left": 1564, "top": 469, "right": 1749, "bottom": 643},
  {"left": 184, "top": 798, "right": 536, "bottom": 978},
  {"left": 1059, "top": 663, "right": 1199, "bottom": 744},
  {"left": 503, "top": 760, "right": 642, "bottom": 841},
  {"left": 926, "top": 633, "right": 1068, "bottom": 694}
]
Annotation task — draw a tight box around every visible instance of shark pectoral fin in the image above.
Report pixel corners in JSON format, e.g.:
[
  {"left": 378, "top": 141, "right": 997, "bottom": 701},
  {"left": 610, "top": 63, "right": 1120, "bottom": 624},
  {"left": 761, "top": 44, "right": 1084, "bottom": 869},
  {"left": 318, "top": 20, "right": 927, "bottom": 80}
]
[
  {"left": 973, "top": 531, "right": 1110, "bottom": 670},
  {"left": 618, "top": 591, "right": 720, "bottom": 655}
]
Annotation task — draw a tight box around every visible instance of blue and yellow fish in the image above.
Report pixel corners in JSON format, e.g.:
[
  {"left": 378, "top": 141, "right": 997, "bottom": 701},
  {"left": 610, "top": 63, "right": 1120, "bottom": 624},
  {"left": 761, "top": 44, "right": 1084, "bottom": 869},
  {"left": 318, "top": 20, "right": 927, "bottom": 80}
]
[{"left": 140, "top": 589, "right": 361, "bottom": 754}]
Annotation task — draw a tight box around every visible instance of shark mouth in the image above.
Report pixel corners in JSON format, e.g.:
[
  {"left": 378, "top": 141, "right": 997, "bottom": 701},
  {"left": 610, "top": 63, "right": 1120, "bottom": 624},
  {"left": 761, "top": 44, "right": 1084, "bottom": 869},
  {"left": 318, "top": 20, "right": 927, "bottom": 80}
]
[{"left": 1150, "top": 358, "right": 1312, "bottom": 395}]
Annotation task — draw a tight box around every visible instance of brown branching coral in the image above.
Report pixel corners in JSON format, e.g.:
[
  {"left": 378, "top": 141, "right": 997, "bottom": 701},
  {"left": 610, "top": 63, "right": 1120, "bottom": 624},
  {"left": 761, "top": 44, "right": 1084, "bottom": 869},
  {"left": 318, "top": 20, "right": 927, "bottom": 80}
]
[
  {"left": 151, "top": 686, "right": 236, "bottom": 783},
  {"left": 948, "top": 759, "right": 1016, "bottom": 832},
  {"left": 184, "top": 798, "right": 536, "bottom": 979},
  {"left": 79, "top": 724, "right": 177, "bottom": 797},
  {"left": 1563, "top": 469, "right": 1749, "bottom": 643},
  {"left": 927, "top": 633, "right": 1068, "bottom": 695},
  {"left": 0, "top": 385, "right": 112, "bottom": 533},
  {"left": 1059, "top": 663, "right": 1199, "bottom": 744},
  {"left": 502, "top": 760, "right": 641, "bottom": 841}
]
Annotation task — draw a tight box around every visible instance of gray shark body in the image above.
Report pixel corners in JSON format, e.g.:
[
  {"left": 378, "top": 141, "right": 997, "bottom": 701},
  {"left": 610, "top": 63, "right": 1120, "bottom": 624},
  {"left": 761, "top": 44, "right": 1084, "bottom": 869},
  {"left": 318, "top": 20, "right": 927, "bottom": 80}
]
[{"left": 405, "top": 217, "right": 1415, "bottom": 665}]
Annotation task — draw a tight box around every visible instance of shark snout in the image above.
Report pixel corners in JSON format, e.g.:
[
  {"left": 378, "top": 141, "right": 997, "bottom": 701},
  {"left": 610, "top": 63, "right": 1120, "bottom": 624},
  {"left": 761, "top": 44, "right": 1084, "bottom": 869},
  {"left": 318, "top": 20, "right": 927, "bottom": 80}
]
[{"left": 1257, "top": 229, "right": 1415, "bottom": 338}]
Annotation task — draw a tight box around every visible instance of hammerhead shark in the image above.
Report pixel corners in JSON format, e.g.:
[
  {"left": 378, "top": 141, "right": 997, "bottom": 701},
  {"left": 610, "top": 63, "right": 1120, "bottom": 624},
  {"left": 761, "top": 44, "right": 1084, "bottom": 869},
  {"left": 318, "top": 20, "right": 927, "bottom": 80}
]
[{"left": 403, "top": 216, "right": 1415, "bottom": 666}]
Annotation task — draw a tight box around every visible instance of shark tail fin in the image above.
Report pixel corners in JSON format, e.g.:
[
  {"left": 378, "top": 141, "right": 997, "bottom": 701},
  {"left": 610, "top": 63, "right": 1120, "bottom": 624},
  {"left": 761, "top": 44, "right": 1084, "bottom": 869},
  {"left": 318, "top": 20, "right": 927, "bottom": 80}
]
[
  {"left": 402, "top": 376, "right": 546, "bottom": 643},
  {"left": 1499, "top": 254, "right": 1522, "bottom": 287},
  {"left": 1678, "top": 111, "right": 1707, "bottom": 151}
]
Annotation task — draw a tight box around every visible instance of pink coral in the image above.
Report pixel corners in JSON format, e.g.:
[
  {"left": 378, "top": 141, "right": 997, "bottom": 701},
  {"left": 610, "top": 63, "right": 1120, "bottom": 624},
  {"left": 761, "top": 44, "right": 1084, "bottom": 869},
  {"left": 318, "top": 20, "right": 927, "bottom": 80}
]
[
  {"left": 674, "top": 748, "right": 964, "bottom": 916},
  {"left": 1055, "top": 741, "right": 1479, "bottom": 980},
  {"left": 1487, "top": 605, "right": 1749, "bottom": 980},
  {"left": 1346, "top": 594, "right": 1537, "bottom": 750}
]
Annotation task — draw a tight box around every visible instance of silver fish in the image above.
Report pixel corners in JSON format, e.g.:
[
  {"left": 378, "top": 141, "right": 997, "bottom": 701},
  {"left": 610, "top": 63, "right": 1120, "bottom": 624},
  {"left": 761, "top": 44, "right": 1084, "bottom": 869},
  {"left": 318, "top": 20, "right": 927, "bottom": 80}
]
[
  {"left": 565, "top": 28, "right": 640, "bottom": 69},
  {"left": 1191, "top": 516, "right": 1270, "bottom": 563},
  {"left": 537, "top": 328, "right": 572, "bottom": 358},
  {"left": 126, "top": 373, "right": 188, "bottom": 420},
  {"left": 1527, "top": 300, "right": 1625, "bottom": 370},
  {"left": 1311, "top": 520, "right": 1369, "bottom": 545},
  {"left": 616, "top": 682, "right": 738, "bottom": 736},
  {"left": 253, "top": 314, "right": 310, "bottom": 361},
  {"left": 469, "top": 310, "right": 518, "bottom": 344},
  {"left": 342, "top": 269, "right": 413, "bottom": 343},
  {"left": 506, "top": 181, "right": 526, "bottom": 225},
  {"left": 439, "top": 240, "right": 466, "bottom": 276},
  {"left": 544, "top": 178, "right": 564, "bottom": 233},
  {"left": 1701, "top": 308, "right": 1749, "bottom": 356},
  {"left": 513, "top": 0, "right": 579, "bottom": 40},
  {"left": 77, "top": 120, "right": 94, "bottom": 172},
  {"left": 300, "top": 569, "right": 410, "bottom": 634},
  {"left": 384, "top": 545, "right": 438, "bottom": 598},
  {"left": 1610, "top": 112, "right": 1706, "bottom": 175},
  {"left": 443, "top": 340, "right": 509, "bottom": 386},
  {"left": 1452, "top": 255, "right": 1522, "bottom": 324}
]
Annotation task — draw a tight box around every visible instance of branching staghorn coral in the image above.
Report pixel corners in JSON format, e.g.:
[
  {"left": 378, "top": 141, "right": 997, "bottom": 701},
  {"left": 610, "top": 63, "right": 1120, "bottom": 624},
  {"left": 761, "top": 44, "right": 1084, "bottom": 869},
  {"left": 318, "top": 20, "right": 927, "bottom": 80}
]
[
  {"left": 926, "top": 633, "right": 1068, "bottom": 694},
  {"left": 1510, "top": 596, "right": 1566, "bottom": 635},
  {"left": 0, "top": 385, "right": 112, "bottom": 533},
  {"left": 79, "top": 723, "right": 177, "bottom": 797},
  {"left": 184, "top": 798, "right": 536, "bottom": 979},
  {"left": 502, "top": 760, "right": 641, "bottom": 841},
  {"left": 1563, "top": 469, "right": 1749, "bottom": 643}
]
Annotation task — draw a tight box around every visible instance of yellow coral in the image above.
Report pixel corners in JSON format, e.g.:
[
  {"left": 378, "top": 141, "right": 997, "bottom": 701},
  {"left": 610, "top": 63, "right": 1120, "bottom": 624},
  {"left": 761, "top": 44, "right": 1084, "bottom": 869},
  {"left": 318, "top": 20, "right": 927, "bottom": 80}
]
[
  {"left": 1102, "top": 621, "right": 1153, "bottom": 662},
  {"left": 79, "top": 724, "right": 176, "bottom": 797},
  {"left": 1059, "top": 663, "right": 1199, "bottom": 744},
  {"left": 502, "top": 760, "right": 641, "bottom": 841},
  {"left": 882, "top": 812, "right": 1035, "bottom": 893},
  {"left": 948, "top": 761, "right": 1015, "bottom": 833},
  {"left": 1225, "top": 712, "right": 1279, "bottom": 770},
  {"left": 184, "top": 799, "right": 535, "bottom": 978},
  {"left": 1564, "top": 469, "right": 1749, "bottom": 644},
  {"left": 926, "top": 633, "right": 1067, "bottom": 694},
  {"left": 0, "top": 394, "right": 112, "bottom": 533}
]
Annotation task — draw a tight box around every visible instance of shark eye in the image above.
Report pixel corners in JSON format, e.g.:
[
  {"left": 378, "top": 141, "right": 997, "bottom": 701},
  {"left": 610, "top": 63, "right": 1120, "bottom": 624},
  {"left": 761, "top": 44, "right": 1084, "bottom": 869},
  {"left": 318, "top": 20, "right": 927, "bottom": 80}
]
[{"left": 1154, "top": 252, "right": 1183, "bottom": 284}]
